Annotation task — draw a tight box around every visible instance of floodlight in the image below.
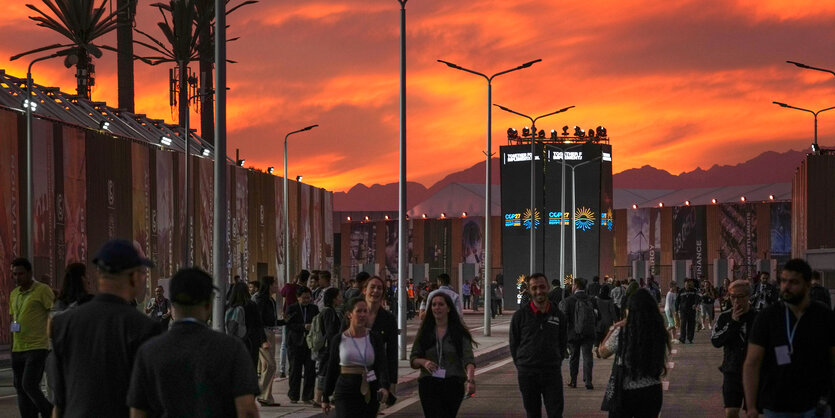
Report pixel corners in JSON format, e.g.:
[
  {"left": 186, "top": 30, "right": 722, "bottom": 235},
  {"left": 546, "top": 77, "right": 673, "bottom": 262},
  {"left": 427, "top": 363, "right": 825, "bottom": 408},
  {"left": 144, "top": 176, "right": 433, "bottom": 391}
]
[
  {"left": 23, "top": 99, "right": 37, "bottom": 111},
  {"left": 740, "top": 196, "right": 746, "bottom": 202},
  {"left": 440, "top": 212, "right": 447, "bottom": 218},
  {"left": 202, "top": 148, "right": 211, "bottom": 157},
  {"left": 99, "top": 120, "right": 110, "bottom": 130},
  {"left": 422, "top": 213, "right": 427, "bottom": 219},
  {"left": 562, "top": 126, "right": 569, "bottom": 136},
  {"left": 684, "top": 200, "right": 690, "bottom": 206},
  {"left": 632, "top": 204, "right": 638, "bottom": 209},
  {"left": 236, "top": 159, "right": 245, "bottom": 167},
  {"left": 385, "top": 215, "right": 390, "bottom": 220},
  {"left": 462, "top": 211, "right": 467, "bottom": 217},
  {"left": 522, "top": 127, "right": 530, "bottom": 137},
  {"left": 812, "top": 143, "right": 820, "bottom": 153},
  {"left": 658, "top": 202, "right": 664, "bottom": 208},
  {"left": 538, "top": 130, "right": 545, "bottom": 139},
  {"left": 711, "top": 198, "right": 717, "bottom": 204},
  {"left": 364, "top": 216, "right": 370, "bottom": 221},
  {"left": 769, "top": 195, "right": 775, "bottom": 200},
  {"left": 588, "top": 128, "right": 595, "bottom": 138},
  {"left": 346, "top": 216, "right": 352, "bottom": 221},
  {"left": 267, "top": 167, "right": 274, "bottom": 174},
  {"left": 296, "top": 175, "right": 303, "bottom": 181},
  {"left": 507, "top": 128, "right": 518, "bottom": 140},
  {"left": 550, "top": 129, "right": 558, "bottom": 139},
  {"left": 160, "top": 136, "right": 173, "bottom": 146}
]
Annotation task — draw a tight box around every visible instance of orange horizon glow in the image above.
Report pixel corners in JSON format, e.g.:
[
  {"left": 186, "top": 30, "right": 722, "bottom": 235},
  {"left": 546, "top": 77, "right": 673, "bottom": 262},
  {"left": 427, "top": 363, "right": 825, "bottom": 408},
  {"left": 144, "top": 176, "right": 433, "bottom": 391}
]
[{"left": 2, "top": 1, "right": 835, "bottom": 193}]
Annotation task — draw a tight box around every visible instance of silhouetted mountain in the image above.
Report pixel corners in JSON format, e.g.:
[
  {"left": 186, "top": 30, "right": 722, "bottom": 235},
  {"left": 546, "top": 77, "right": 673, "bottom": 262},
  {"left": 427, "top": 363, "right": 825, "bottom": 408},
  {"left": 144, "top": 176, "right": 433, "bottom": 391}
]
[{"left": 333, "top": 149, "right": 807, "bottom": 211}]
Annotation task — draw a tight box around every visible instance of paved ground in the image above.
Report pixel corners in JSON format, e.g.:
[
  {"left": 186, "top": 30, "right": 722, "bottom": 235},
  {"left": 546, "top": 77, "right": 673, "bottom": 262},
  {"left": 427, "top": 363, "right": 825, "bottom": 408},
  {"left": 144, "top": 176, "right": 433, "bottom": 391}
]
[{"left": 0, "top": 311, "right": 728, "bottom": 417}]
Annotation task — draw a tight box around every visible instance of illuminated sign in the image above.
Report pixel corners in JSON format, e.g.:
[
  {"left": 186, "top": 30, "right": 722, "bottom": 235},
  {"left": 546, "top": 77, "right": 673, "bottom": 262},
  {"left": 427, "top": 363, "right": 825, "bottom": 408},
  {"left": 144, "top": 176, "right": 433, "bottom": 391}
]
[
  {"left": 504, "top": 212, "right": 522, "bottom": 227},
  {"left": 550, "top": 151, "right": 583, "bottom": 161},
  {"left": 601, "top": 209, "right": 613, "bottom": 231},
  {"left": 505, "top": 153, "right": 541, "bottom": 163},
  {"left": 575, "top": 207, "right": 596, "bottom": 231},
  {"left": 523, "top": 208, "right": 541, "bottom": 230},
  {"left": 603, "top": 152, "right": 612, "bottom": 162},
  {"left": 547, "top": 211, "right": 570, "bottom": 226}
]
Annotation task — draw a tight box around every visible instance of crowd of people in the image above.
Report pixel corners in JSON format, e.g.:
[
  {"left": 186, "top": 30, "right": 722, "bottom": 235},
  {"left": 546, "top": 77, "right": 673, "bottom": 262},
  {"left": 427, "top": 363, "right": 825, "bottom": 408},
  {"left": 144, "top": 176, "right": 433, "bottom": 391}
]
[{"left": 7, "top": 239, "right": 835, "bottom": 417}]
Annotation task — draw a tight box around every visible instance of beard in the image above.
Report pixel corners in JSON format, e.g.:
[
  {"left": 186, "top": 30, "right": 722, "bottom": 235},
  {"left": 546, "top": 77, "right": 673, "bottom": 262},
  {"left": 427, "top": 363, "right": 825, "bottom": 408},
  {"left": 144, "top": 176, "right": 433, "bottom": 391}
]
[{"left": 780, "top": 291, "right": 804, "bottom": 305}]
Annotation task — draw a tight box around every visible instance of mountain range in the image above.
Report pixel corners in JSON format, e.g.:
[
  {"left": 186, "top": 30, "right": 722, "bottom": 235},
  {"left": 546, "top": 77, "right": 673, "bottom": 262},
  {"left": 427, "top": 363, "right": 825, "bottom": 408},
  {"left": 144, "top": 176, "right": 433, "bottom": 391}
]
[{"left": 333, "top": 149, "right": 807, "bottom": 211}]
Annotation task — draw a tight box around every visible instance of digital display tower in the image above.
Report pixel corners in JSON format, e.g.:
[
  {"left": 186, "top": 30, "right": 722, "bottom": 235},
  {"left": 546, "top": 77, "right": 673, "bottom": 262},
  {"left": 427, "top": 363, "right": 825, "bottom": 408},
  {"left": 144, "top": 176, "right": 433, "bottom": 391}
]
[{"left": 501, "top": 135, "right": 613, "bottom": 303}]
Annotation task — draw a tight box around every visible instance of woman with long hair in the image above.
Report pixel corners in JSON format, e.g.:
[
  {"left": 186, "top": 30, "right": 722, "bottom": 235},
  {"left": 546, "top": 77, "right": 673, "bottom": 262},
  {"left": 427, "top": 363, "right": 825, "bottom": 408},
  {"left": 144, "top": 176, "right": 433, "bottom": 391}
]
[
  {"left": 253, "top": 276, "right": 281, "bottom": 406},
  {"left": 322, "top": 297, "right": 390, "bottom": 417},
  {"left": 314, "top": 287, "right": 344, "bottom": 407},
  {"left": 358, "top": 275, "right": 398, "bottom": 400},
  {"left": 227, "top": 282, "right": 265, "bottom": 369},
  {"left": 410, "top": 293, "right": 477, "bottom": 417},
  {"left": 54, "top": 263, "right": 92, "bottom": 312},
  {"left": 700, "top": 280, "right": 717, "bottom": 330},
  {"left": 599, "top": 288, "right": 670, "bottom": 417}
]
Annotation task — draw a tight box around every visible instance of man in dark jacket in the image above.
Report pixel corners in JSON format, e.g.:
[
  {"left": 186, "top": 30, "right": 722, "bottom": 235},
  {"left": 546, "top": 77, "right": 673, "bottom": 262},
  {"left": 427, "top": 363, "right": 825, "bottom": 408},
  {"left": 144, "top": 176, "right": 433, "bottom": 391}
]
[
  {"left": 559, "top": 277, "right": 598, "bottom": 390},
  {"left": 711, "top": 279, "right": 757, "bottom": 418},
  {"left": 587, "top": 276, "right": 601, "bottom": 301},
  {"left": 676, "top": 279, "right": 700, "bottom": 344},
  {"left": 548, "top": 279, "right": 564, "bottom": 307},
  {"left": 809, "top": 271, "right": 832, "bottom": 309},
  {"left": 510, "top": 273, "right": 568, "bottom": 418},
  {"left": 286, "top": 286, "right": 319, "bottom": 404}
]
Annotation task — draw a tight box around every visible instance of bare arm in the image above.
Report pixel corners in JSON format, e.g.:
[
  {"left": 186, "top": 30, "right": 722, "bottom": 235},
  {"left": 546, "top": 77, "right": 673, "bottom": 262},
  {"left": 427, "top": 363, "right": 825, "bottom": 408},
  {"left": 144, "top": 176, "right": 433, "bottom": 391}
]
[
  {"left": 742, "top": 343, "right": 765, "bottom": 418},
  {"left": 129, "top": 408, "right": 147, "bottom": 418},
  {"left": 235, "top": 394, "right": 259, "bottom": 418}
]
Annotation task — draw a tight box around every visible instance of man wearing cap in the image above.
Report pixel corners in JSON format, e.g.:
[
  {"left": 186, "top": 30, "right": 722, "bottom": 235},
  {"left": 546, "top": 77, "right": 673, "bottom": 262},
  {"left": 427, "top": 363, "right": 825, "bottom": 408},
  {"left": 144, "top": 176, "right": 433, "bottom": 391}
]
[
  {"left": 9, "top": 257, "right": 54, "bottom": 418},
  {"left": 50, "top": 239, "right": 163, "bottom": 417},
  {"left": 128, "top": 268, "right": 260, "bottom": 417}
]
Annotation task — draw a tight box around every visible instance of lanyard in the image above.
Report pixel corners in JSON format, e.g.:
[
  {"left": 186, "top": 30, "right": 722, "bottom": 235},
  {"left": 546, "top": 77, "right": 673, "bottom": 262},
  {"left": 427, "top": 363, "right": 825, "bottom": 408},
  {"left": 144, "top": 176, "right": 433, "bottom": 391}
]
[
  {"left": 301, "top": 305, "right": 308, "bottom": 323},
  {"left": 435, "top": 331, "right": 445, "bottom": 368},
  {"left": 785, "top": 306, "right": 801, "bottom": 354},
  {"left": 349, "top": 333, "right": 369, "bottom": 370}
]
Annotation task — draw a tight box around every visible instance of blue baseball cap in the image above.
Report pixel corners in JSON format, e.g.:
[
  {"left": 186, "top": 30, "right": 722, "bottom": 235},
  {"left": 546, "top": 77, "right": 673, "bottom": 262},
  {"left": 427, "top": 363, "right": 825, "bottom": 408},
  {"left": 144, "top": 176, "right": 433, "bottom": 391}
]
[{"left": 93, "top": 239, "right": 154, "bottom": 274}]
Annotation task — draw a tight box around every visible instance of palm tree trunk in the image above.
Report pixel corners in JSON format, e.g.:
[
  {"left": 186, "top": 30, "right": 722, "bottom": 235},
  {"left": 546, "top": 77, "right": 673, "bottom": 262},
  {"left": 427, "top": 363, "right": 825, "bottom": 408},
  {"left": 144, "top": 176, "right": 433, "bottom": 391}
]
[
  {"left": 116, "top": 0, "right": 136, "bottom": 112},
  {"left": 198, "top": 26, "right": 214, "bottom": 145},
  {"left": 76, "top": 51, "right": 91, "bottom": 99},
  {"left": 179, "top": 62, "right": 188, "bottom": 128}
]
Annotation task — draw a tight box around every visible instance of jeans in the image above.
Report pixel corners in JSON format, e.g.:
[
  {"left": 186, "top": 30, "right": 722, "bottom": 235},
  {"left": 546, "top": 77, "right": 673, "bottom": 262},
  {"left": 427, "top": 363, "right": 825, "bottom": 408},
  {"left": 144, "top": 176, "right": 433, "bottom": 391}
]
[
  {"left": 518, "top": 370, "right": 564, "bottom": 418},
  {"left": 279, "top": 326, "right": 288, "bottom": 374},
  {"left": 568, "top": 339, "right": 594, "bottom": 385},
  {"left": 12, "top": 349, "right": 52, "bottom": 418},
  {"left": 463, "top": 295, "right": 471, "bottom": 309},
  {"left": 418, "top": 376, "right": 465, "bottom": 418}
]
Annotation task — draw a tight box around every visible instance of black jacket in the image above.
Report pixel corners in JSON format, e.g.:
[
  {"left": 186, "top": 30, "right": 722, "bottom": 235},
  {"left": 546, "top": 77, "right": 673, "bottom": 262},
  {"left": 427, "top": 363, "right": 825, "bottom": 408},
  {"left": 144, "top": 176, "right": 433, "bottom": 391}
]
[
  {"left": 676, "top": 288, "right": 700, "bottom": 313},
  {"left": 322, "top": 332, "right": 389, "bottom": 403},
  {"left": 559, "top": 290, "right": 597, "bottom": 342},
  {"left": 243, "top": 300, "right": 266, "bottom": 349},
  {"left": 286, "top": 303, "right": 319, "bottom": 348},
  {"left": 810, "top": 284, "right": 832, "bottom": 309},
  {"left": 710, "top": 309, "right": 757, "bottom": 374},
  {"left": 510, "top": 302, "right": 567, "bottom": 373},
  {"left": 253, "top": 292, "right": 279, "bottom": 327}
]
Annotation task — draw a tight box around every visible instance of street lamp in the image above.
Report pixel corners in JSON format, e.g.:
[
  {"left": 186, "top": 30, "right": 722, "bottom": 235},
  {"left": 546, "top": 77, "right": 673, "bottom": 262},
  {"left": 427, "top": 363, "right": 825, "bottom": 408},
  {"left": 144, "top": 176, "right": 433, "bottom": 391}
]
[
  {"left": 437, "top": 57, "right": 541, "bottom": 336},
  {"left": 493, "top": 104, "right": 575, "bottom": 275},
  {"left": 773, "top": 101, "right": 835, "bottom": 154},
  {"left": 396, "top": 0, "right": 408, "bottom": 362},
  {"left": 786, "top": 60, "right": 835, "bottom": 77},
  {"left": 566, "top": 156, "right": 602, "bottom": 280},
  {"left": 544, "top": 143, "right": 585, "bottom": 286},
  {"left": 284, "top": 124, "right": 318, "bottom": 289}
]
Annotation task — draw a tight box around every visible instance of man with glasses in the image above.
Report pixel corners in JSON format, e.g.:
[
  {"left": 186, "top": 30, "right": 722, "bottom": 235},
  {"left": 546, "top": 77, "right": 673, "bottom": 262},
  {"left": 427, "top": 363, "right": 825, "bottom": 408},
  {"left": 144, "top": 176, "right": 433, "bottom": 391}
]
[
  {"left": 51, "top": 239, "right": 163, "bottom": 417},
  {"left": 711, "top": 280, "right": 757, "bottom": 418}
]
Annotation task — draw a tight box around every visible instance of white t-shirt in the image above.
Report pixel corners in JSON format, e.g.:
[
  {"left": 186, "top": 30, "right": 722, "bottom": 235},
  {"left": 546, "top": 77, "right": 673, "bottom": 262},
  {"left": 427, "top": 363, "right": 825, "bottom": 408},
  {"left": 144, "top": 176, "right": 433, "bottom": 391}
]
[{"left": 339, "top": 334, "right": 375, "bottom": 367}]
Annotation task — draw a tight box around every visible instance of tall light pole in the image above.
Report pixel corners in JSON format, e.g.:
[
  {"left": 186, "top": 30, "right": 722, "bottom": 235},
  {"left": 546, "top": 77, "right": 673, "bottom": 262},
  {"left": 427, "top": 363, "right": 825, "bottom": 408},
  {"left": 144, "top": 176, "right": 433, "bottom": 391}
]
[
  {"left": 396, "top": 0, "right": 408, "bottom": 362},
  {"left": 773, "top": 101, "right": 835, "bottom": 154},
  {"left": 543, "top": 142, "right": 585, "bottom": 286},
  {"left": 493, "top": 104, "right": 575, "bottom": 275},
  {"left": 436, "top": 58, "right": 541, "bottom": 336},
  {"left": 212, "top": 0, "right": 227, "bottom": 331},
  {"left": 786, "top": 61, "right": 835, "bottom": 153},
  {"left": 283, "top": 125, "right": 318, "bottom": 288},
  {"left": 567, "top": 156, "right": 601, "bottom": 280}
]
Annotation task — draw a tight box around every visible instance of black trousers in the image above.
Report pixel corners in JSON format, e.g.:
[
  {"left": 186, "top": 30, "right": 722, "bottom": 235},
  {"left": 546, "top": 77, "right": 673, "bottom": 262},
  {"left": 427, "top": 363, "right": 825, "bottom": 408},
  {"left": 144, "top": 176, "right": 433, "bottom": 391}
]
[
  {"left": 568, "top": 339, "right": 594, "bottom": 385},
  {"left": 418, "top": 376, "right": 465, "bottom": 418},
  {"left": 615, "top": 384, "right": 662, "bottom": 418},
  {"left": 518, "top": 370, "right": 564, "bottom": 418},
  {"left": 332, "top": 374, "right": 380, "bottom": 418},
  {"left": 12, "top": 349, "right": 52, "bottom": 418},
  {"left": 288, "top": 345, "right": 316, "bottom": 401},
  {"left": 679, "top": 310, "right": 696, "bottom": 343}
]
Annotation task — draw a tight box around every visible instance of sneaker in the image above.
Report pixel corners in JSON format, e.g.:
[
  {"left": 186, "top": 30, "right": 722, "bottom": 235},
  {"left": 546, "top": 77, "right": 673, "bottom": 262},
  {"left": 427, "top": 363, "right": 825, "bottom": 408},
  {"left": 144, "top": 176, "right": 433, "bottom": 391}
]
[
  {"left": 568, "top": 381, "right": 577, "bottom": 388},
  {"left": 279, "top": 372, "right": 287, "bottom": 379},
  {"left": 672, "top": 339, "right": 680, "bottom": 344},
  {"left": 586, "top": 384, "right": 594, "bottom": 390}
]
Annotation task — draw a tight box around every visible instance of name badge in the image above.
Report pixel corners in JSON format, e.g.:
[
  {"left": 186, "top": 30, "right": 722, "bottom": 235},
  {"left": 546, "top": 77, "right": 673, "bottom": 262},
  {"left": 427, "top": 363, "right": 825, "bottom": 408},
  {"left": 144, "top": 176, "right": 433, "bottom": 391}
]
[
  {"left": 366, "top": 370, "right": 377, "bottom": 382},
  {"left": 10, "top": 322, "right": 20, "bottom": 333},
  {"left": 432, "top": 368, "right": 447, "bottom": 379},
  {"left": 775, "top": 345, "right": 791, "bottom": 366}
]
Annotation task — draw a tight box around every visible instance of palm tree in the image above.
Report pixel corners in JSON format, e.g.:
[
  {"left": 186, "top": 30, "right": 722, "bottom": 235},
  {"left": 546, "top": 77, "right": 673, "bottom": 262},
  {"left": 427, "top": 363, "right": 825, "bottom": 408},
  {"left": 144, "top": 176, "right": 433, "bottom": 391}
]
[
  {"left": 11, "top": 0, "right": 123, "bottom": 100},
  {"left": 134, "top": 0, "right": 207, "bottom": 127},
  {"left": 116, "top": 0, "right": 138, "bottom": 112}
]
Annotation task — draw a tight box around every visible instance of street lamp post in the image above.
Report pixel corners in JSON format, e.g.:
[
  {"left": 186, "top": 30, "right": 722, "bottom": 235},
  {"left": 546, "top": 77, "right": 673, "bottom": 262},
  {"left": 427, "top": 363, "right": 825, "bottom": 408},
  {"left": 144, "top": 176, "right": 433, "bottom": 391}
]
[
  {"left": 773, "top": 101, "right": 835, "bottom": 154},
  {"left": 545, "top": 143, "right": 584, "bottom": 286},
  {"left": 396, "top": 0, "right": 408, "bottom": 362},
  {"left": 567, "top": 156, "right": 602, "bottom": 279},
  {"left": 785, "top": 61, "right": 835, "bottom": 153},
  {"left": 213, "top": 0, "right": 227, "bottom": 331},
  {"left": 283, "top": 125, "right": 318, "bottom": 288},
  {"left": 493, "top": 104, "right": 575, "bottom": 276},
  {"left": 436, "top": 58, "right": 540, "bottom": 336}
]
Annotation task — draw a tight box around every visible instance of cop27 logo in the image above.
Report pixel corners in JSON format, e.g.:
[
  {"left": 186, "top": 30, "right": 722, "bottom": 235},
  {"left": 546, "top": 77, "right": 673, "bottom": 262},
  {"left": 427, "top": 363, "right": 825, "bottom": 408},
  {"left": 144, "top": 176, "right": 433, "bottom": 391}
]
[
  {"left": 523, "top": 208, "right": 541, "bottom": 230},
  {"left": 575, "top": 207, "right": 595, "bottom": 231}
]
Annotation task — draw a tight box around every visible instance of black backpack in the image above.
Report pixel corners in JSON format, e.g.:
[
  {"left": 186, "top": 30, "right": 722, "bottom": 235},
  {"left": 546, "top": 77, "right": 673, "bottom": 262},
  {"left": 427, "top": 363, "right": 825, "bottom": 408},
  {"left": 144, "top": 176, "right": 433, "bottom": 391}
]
[{"left": 574, "top": 298, "right": 597, "bottom": 338}]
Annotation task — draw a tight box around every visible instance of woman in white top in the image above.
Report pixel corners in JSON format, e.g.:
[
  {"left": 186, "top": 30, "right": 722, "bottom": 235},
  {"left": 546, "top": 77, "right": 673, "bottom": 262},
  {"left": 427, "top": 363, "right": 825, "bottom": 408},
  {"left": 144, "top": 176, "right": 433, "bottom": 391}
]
[
  {"left": 599, "top": 288, "right": 670, "bottom": 417},
  {"left": 321, "top": 297, "right": 389, "bottom": 417}
]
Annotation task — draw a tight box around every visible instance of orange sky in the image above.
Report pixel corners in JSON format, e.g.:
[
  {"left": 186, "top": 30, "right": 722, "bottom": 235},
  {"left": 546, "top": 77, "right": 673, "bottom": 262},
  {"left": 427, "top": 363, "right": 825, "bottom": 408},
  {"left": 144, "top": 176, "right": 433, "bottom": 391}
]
[{"left": 2, "top": 0, "right": 835, "bottom": 192}]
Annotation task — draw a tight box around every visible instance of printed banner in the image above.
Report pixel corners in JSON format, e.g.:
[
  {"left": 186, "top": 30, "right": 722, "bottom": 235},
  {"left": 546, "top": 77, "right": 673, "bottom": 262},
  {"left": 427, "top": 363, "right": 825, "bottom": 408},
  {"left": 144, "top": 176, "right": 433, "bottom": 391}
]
[
  {"left": 300, "top": 184, "right": 311, "bottom": 269},
  {"left": 155, "top": 150, "right": 175, "bottom": 278},
  {"left": 196, "top": 158, "right": 213, "bottom": 271},
  {"left": 627, "top": 208, "right": 649, "bottom": 263},
  {"left": 63, "top": 127, "right": 87, "bottom": 266},
  {"left": 425, "top": 219, "right": 451, "bottom": 277},
  {"left": 349, "top": 222, "right": 376, "bottom": 267},
  {"left": 32, "top": 119, "right": 55, "bottom": 283},
  {"left": 0, "top": 110, "right": 20, "bottom": 345},
  {"left": 673, "top": 206, "right": 707, "bottom": 279},
  {"left": 131, "top": 142, "right": 151, "bottom": 269},
  {"left": 461, "top": 217, "right": 483, "bottom": 265},
  {"left": 720, "top": 204, "right": 757, "bottom": 279},
  {"left": 770, "top": 202, "right": 791, "bottom": 257},
  {"left": 384, "top": 220, "right": 413, "bottom": 277},
  {"left": 649, "top": 207, "right": 662, "bottom": 275}
]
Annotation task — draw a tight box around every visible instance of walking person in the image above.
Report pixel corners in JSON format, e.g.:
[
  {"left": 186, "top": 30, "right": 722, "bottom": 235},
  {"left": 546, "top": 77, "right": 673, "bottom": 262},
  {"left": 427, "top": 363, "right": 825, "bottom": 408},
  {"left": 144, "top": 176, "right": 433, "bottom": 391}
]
[
  {"left": 711, "top": 280, "right": 757, "bottom": 418},
  {"left": 10, "top": 257, "right": 54, "bottom": 418},
  {"left": 411, "top": 293, "right": 477, "bottom": 418},
  {"left": 126, "top": 268, "right": 260, "bottom": 417},
  {"left": 322, "top": 297, "right": 390, "bottom": 417},
  {"left": 560, "top": 277, "right": 598, "bottom": 390},
  {"left": 419, "top": 273, "right": 464, "bottom": 319},
  {"left": 462, "top": 280, "right": 471, "bottom": 310},
  {"left": 359, "top": 275, "right": 399, "bottom": 400},
  {"left": 664, "top": 282, "right": 680, "bottom": 343},
  {"left": 227, "top": 282, "right": 265, "bottom": 368},
  {"left": 286, "top": 286, "right": 319, "bottom": 404},
  {"left": 313, "top": 288, "right": 344, "bottom": 407},
  {"left": 595, "top": 286, "right": 618, "bottom": 358},
  {"left": 472, "top": 280, "right": 481, "bottom": 312},
  {"left": 676, "top": 279, "right": 700, "bottom": 344},
  {"left": 491, "top": 278, "right": 502, "bottom": 319},
  {"left": 701, "top": 280, "right": 718, "bottom": 331},
  {"left": 279, "top": 269, "right": 307, "bottom": 378},
  {"left": 253, "top": 275, "right": 283, "bottom": 407},
  {"left": 599, "top": 288, "right": 671, "bottom": 417},
  {"left": 510, "top": 273, "right": 568, "bottom": 418},
  {"left": 51, "top": 239, "right": 163, "bottom": 416},
  {"left": 610, "top": 280, "right": 625, "bottom": 319},
  {"left": 743, "top": 259, "right": 835, "bottom": 417}
]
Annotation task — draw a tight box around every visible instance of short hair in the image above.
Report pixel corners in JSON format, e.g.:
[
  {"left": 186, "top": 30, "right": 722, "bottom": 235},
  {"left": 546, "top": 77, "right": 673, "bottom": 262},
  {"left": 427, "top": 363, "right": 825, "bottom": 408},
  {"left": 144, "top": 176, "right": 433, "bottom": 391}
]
[
  {"left": 296, "top": 285, "right": 311, "bottom": 297},
  {"left": 783, "top": 259, "right": 812, "bottom": 282},
  {"left": 323, "top": 287, "right": 341, "bottom": 307},
  {"left": 356, "top": 271, "right": 370, "bottom": 283},
  {"left": 437, "top": 273, "right": 451, "bottom": 285},
  {"left": 527, "top": 273, "right": 548, "bottom": 285},
  {"left": 574, "top": 277, "right": 587, "bottom": 290},
  {"left": 551, "top": 279, "right": 560, "bottom": 287},
  {"left": 155, "top": 285, "right": 164, "bottom": 291},
  {"left": 729, "top": 279, "right": 751, "bottom": 296},
  {"left": 344, "top": 296, "right": 366, "bottom": 316},
  {"left": 592, "top": 276, "right": 600, "bottom": 283},
  {"left": 319, "top": 271, "right": 332, "bottom": 281},
  {"left": 296, "top": 269, "right": 310, "bottom": 283},
  {"left": 11, "top": 257, "right": 32, "bottom": 272}
]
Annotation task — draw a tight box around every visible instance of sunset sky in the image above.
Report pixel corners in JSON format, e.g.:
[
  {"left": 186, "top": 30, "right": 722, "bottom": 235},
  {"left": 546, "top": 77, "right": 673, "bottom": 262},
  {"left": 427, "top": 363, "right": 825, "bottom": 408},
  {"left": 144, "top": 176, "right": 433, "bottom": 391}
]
[{"left": 2, "top": 1, "right": 835, "bottom": 192}]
